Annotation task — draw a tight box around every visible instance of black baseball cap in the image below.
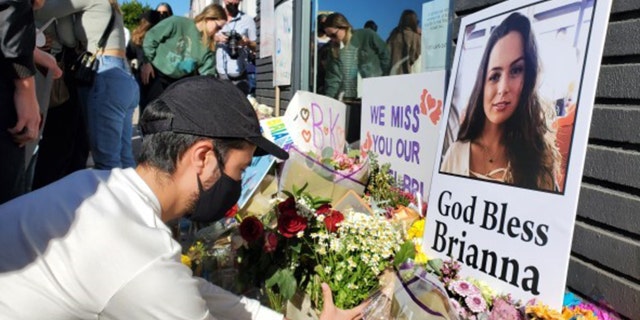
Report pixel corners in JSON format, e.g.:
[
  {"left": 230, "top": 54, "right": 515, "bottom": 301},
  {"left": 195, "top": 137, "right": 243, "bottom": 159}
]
[{"left": 140, "top": 76, "right": 289, "bottom": 160}]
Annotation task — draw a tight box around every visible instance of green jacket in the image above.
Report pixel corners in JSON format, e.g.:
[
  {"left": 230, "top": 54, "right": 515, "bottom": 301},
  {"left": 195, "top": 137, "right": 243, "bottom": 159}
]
[
  {"left": 324, "top": 28, "right": 391, "bottom": 99},
  {"left": 143, "top": 16, "right": 216, "bottom": 79}
]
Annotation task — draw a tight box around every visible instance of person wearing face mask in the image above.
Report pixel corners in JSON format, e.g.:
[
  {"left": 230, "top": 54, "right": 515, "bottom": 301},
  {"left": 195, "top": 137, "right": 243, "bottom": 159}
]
[
  {"left": 0, "top": 76, "right": 367, "bottom": 320},
  {"left": 214, "top": 0, "right": 257, "bottom": 95}
]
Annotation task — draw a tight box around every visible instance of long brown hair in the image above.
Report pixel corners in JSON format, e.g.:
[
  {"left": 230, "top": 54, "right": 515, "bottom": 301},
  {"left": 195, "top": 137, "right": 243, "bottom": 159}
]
[
  {"left": 457, "top": 12, "right": 559, "bottom": 190},
  {"left": 324, "top": 12, "right": 353, "bottom": 59},
  {"left": 194, "top": 4, "right": 227, "bottom": 51},
  {"left": 131, "top": 19, "right": 153, "bottom": 46}
]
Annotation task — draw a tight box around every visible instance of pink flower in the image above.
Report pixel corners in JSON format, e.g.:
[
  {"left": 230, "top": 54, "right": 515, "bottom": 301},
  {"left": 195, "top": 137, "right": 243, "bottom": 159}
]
[
  {"left": 465, "top": 294, "right": 487, "bottom": 314},
  {"left": 489, "top": 298, "right": 523, "bottom": 320},
  {"left": 263, "top": 231, "right": 278, "bottom": 253},
  {"left": 450, "top": 280, "right": 480, "bottom": 297},
  {"left": 449, "top": 299, "right": 469, "bottom": 318}
]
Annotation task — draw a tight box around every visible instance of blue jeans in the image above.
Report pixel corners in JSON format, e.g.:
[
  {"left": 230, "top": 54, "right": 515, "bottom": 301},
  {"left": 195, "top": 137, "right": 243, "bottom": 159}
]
[{"left": 79, "top": 56, "right": 139, "bottom": 169}]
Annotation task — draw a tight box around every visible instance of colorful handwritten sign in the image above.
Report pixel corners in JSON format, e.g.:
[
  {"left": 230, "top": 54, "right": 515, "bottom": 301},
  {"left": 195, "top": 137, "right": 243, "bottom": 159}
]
[
  {"left": 238, "top": 117, "right": 292, "bottom": 208},
  {"left": 361, "top": 71, "right": 446, "bottom": 201},
  {"left": 283, "top": 91, "right": 347, "bottom": 154}
]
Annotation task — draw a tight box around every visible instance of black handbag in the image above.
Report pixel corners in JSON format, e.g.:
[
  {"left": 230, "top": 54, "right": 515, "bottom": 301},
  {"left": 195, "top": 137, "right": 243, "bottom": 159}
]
[{"left": 71, "top": 7, "right": 115, "bottom": 86}]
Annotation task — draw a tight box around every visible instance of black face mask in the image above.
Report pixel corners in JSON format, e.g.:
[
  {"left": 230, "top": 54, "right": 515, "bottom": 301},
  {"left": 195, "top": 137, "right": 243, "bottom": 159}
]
[
  {"left": 226, "top": 3, "right": 239, "bottom": 17},
  {"left": 189, "top": 172, "right": 241, "bottom": 223}
]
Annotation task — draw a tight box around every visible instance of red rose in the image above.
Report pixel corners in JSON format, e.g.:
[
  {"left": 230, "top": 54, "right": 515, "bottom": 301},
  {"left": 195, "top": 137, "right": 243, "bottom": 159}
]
[
  {"left": 239, "top": 216, "right": 264, "bottom": 243},
  {"left": 277, "top": 197, "right": 296, "bottom": 213},
  {"left": 225, "top": 204, "right": 239, "bottom": 218},
  {"left": 278, "top": 210, "right": 308, "bottom": 238},
  {"left": 263, "top": 231, "right": 278, "bottom": 253},
  {"left": 316, "top": 204, "right": 332, "bottom": 215},
  {"left": 324, "top": 210, "right": 344, "bottom": 233}
]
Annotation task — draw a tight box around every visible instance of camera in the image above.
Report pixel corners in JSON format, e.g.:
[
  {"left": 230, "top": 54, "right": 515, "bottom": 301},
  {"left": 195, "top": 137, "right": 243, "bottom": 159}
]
[{"left": 223, "top": 30, "right": 244, "bottom": 59}]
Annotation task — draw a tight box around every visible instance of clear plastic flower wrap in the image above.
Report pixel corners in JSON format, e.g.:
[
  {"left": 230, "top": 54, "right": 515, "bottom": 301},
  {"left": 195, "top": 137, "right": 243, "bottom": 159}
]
[{"left": 362, "top": 265, "right": 460, "bottom": 320}]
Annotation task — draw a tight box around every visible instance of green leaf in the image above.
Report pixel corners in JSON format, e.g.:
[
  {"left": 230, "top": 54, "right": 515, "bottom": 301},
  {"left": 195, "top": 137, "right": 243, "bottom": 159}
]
[
  {"left": 282, "top": 190, "right": 295, "bottom": 200},
  {"left": 265, "top": 269, "right": 297, "bottom": 301},
  {"left": 393, "top": 240, "right": 416, "bottom": 267},
  {"left": 347, "top": 149, "right": 361, "bottom": 158},
  {"left": 321, "top": 147, "right": 334, "bottom": 159},
  {"left": 427, "top": 258, "right": 444, "bottom": 275}
]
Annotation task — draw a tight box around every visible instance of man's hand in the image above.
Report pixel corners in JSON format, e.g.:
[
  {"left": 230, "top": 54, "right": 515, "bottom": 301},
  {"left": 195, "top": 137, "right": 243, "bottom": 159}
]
[
  {"left": 319, "top": 283, "right": 368, "bottom": 320},
  {"left": 214, "top": 32, "right": 228, "bottom": 44},
  {"left": 34, "top": 48, "right": 63, "bottom": 79},
  {"left": 141, "top": 63, "right": 155, "bottom": 85},
  {"left": 9, "top": 76, "right": 41, "bottom": 147}
]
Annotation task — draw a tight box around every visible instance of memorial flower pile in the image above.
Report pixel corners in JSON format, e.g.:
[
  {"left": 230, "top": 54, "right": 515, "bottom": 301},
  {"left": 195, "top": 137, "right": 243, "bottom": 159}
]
[
  {"left": 307, "top": 147, "right": 365, "bottom": 175},
  {"left": 236, "top": 184, "right": 406, "bottom": 312}
]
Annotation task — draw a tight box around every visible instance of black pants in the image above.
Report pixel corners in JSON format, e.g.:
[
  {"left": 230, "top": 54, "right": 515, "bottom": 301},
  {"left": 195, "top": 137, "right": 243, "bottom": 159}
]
[
  {"left": 146, "top": 68, "right": 180, "bottom": 107},
  {"left": 0, "top": 78, "right": 27, "bottom": 204},
  {"left": 32, "top": 54, "right": 89, "bottom": 190}
]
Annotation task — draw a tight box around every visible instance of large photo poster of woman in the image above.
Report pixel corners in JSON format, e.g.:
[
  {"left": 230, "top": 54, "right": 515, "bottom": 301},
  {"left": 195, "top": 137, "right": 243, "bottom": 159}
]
[
  {"left": 424, "top": 0, "right": 612, "bottom": 309},
  {"left": 440, "top": 0, "right": 594, "bottom": 194}
]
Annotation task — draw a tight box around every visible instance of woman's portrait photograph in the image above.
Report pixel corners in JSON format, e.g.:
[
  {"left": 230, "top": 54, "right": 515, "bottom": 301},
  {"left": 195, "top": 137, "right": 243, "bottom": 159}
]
[{"left": 439, "top": 1, "right": 595, "bottom": 193}]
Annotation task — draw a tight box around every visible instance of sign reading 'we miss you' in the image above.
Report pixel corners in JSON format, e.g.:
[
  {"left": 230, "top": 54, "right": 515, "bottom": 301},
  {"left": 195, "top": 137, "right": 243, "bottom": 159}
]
[{"left": 361, "top": 71, "right": 446, "bottom": 200}]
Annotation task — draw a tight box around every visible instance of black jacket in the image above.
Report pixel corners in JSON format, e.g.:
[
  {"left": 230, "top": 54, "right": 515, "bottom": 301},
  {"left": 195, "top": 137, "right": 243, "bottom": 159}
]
[{"left": 0, "top": 0, "right": 36, "bottom": 81}]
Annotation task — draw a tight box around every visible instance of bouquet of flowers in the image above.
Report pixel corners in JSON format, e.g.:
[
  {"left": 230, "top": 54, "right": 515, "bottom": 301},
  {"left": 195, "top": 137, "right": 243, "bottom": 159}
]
[
  {"left": 236, "top": 184, "right": 407, "bottom": 315},
  {"left": 279, "top": 146, "right": 369, "bottom": 202}
]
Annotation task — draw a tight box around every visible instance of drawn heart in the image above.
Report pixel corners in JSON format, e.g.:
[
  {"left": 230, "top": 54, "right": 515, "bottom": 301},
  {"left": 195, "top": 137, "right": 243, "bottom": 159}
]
[
  {"left": 361, "top": 131, "right": 372, "bottom": 152},
  {"left": 300, "top": 108, "right": 310, "bottom": 122},
  {"left": 324, "top": 126, "right": 329, "bottom": 135},
  {"left": 335, "top": 126, "right": 345, "bottom": 140},
  {"left": 302, "top": 129, "right": 311, "bottom": 143}
]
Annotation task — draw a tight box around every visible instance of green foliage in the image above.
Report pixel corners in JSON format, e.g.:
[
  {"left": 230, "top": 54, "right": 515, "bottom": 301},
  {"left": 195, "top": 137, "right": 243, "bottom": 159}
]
[
  {"left": 120, "top": 0, "right": 152, "bottom": 32},
  {"left": 393, "top": 240, "right": 416, "bottom": 267},
  {"left": 366, "top": 153, "right": 414, "bottom": 208}
]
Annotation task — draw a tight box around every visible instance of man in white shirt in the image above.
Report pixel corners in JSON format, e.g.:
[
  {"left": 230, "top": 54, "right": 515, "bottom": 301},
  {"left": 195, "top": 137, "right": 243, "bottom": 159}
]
[{"left": 0, "top": 76, "right": 364, "bottom": 319}]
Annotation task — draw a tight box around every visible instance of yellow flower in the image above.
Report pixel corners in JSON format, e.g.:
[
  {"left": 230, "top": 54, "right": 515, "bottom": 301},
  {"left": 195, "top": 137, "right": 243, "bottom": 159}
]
[
  {"left": 567, "top": 307, "right": 598, "bottom": 320},
  {"left": 181, "top": 254, "right": 192, "bottom": 268},
  {"left": 526, "top": 303, "right": 563, "bottom": 320},
  {"left": 414, "top": 243, "right": 429, "bottom": 264},
  {"left": 407, "top": 219, "right": 425, "bottom": 239}
]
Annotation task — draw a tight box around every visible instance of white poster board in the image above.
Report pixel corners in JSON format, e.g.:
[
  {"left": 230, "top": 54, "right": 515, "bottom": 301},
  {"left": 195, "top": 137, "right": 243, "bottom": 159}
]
[
  {"left": 283, "top": 91, "right": 347, "bottom": 154},
  {"left": 423, "top": 0, "right": 612, "bottom": 310},
  {"left": 361, "top": 72, "right": 446, "bottom": 200},
  {"left": 273, "top": 0, "right": 293, "bottom": 86},
  {"left": 422, "top": 0, "right": 452, "bottom": 72},
  {"left": 259, "top": 0, "right": 275, "bottom": 58}
]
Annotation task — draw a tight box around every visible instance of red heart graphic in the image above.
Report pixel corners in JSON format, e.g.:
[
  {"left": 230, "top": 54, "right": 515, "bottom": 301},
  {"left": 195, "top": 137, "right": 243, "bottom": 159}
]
[
  {"left": 361, "top": 131, "right": 372, "bottom": 152},
  {"left": 420, "top": 89, "right": 428, "bottom": 115},
  {"left": 427, "top": 94, "right": 436, "bottom": 110},
  {"left": 302, "top": 129, "right": 311, "bottom": 143}
]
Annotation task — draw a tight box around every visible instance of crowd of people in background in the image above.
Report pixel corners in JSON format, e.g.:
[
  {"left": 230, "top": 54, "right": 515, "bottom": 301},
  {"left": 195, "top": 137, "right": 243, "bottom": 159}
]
[
  {"left": 0, "top": 0, "right": 261, "bottom": 205},
  {"left": 314, "top": 10, "right": 422, "bottom": 100}
]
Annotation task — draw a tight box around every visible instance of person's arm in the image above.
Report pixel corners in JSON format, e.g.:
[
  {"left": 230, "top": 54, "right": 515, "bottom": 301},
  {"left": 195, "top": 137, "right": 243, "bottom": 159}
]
[
  {"left": 33, "top": 48, "right": 62, "bottom": 79},
  {"left": 142, "top": 18, "right": 176, "bottom": 64},
  {"left": 196, "top": 278, "right": 283, "bottom": 320},
  {"left": 1, "top": 1, "right": 41, "bottom": 146},
  {"left": 323, "top": 55, "right": 342, "bottom": 99},
  {"left": 370, "top": 31, "right": 391, "bottom": 75},
  {"left": 101, "top": 258, "right": 217, "bottom": 319},
  {"left": 245, "top": 17, "right": 257, "bottom": 52},
  {"left": 197, "top": 50, "right": 217, "bottom": 77}
]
